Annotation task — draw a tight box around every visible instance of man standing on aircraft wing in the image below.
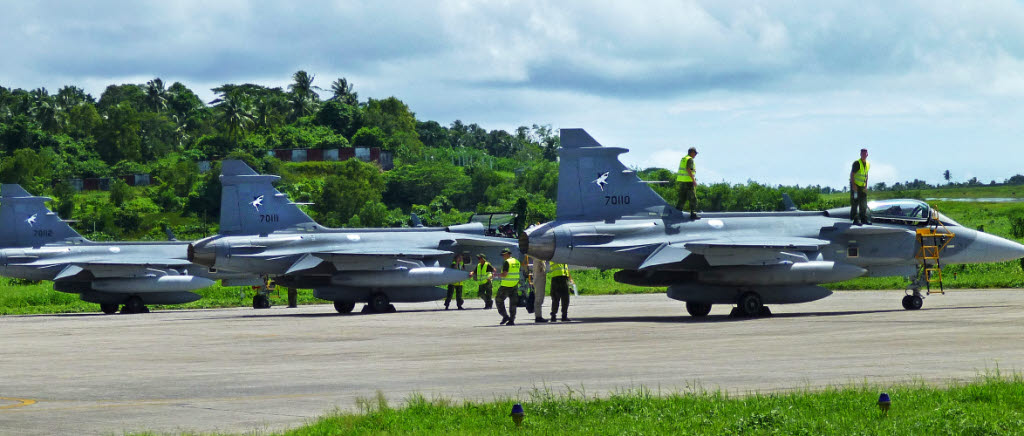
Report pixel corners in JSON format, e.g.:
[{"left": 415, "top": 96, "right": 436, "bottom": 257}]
[
  {"left": 495, "top": 247, "right": 520, "bottom": 326},
  {"left": 850, "top": 148, "right": 872, "bottom": 226},
  {"left": 471, "top": 253, "right": 495, "bottom": 309},
  {"left": 676, "top": 147, "right": 699, "bottom": 220}
]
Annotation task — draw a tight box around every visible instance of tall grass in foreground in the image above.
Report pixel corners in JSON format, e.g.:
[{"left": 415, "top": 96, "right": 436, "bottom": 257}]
[{"left": 285, "top": 374, "right": 1024, "bottom": 435}]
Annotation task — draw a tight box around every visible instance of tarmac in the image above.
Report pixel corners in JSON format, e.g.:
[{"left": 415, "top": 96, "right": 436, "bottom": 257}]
[{"left": 2, "top": 289, "right": 1024, "bottom": 435}]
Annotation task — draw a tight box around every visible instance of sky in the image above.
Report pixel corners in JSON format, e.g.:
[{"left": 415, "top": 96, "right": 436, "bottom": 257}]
[{"left": 2, "top": 1, "right": 1023, "bottom": 189}]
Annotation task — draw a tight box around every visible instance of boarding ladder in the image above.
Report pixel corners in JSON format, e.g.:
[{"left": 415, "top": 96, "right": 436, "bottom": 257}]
[{"left": 914, "top": 213, "right": 955, "bottom": 295}]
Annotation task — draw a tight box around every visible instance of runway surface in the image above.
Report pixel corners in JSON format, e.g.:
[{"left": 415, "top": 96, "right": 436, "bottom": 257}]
[{"left": 2, "top": 290, "right": 1024, "bottom": 435}]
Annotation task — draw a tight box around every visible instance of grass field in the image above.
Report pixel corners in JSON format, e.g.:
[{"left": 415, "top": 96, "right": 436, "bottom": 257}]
[{"left": 268, "top": 374, "right": 1024, "bottom": 435}]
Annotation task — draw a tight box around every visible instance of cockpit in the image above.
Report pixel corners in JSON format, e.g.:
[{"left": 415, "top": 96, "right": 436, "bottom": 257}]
[
  {"left": 826, "top": 199, "right": 961, "bottom": 227},
  {"left": 867, "top": 199, "right": 961, "bottom": 227}
]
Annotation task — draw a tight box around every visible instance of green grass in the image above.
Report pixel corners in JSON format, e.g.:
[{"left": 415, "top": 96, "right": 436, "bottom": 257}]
[
  {"left": 824, "top": 184, "right": 1024, "bottom": 202},
  {"left": 269, "top": 374, "right": 1024, "bottom": 435}
]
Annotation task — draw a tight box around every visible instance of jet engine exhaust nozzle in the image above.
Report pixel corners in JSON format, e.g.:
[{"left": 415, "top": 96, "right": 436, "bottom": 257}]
[
  {"left": 188, "top": 241, "right": 216, "bottom": 268},
  {"left": 522, "top": 225, "right": 555, "bottom": 261}
]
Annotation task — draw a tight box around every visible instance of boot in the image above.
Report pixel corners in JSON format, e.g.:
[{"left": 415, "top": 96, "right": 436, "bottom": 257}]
[
  {"left": 507, "top": 320, "right": 515, "bottom": 326},
  {"left": 535, "top": 316, "right": 548, "bottom": 323},
  {"left": 550, "top": 314, "right": 557, "bottom": 322},
  {"left": 562, "top": 315, "right": 571, "bottom": 322},
  {"left": 484, "top": 301, "right": 493, "bottom": 310},
  {"left": 500, "top": 316, "right": 509, "bottom": 325},
  {"left": 690, "top": 213, "right": 699, "bottom": 220}
]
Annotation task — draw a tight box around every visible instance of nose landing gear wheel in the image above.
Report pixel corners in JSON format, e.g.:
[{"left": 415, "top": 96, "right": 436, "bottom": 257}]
[
  {"left": 902, "top": 294, "right": 923, "bottom": 310},
  {"left": 100, "top": 303, "right": 119, "bottom": 315}
]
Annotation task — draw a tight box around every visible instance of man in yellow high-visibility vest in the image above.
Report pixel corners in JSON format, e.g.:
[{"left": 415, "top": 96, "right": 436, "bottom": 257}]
[
  {"left": 494, "top": 247, "right": 520, "bottom": 326},
  {"left": 849, "top": 148, "right": 871, "bottom": 226},
  {"left": 676, "top": 147, "right": 699, "bottom": 220},
  {"left": 470, "top": 253, "right": 495, "bottom": 309},
  {"left": 444, "top": 253, "right": 466, "bottom": 310},
  {"left": 548, "top": 262, "right": 575, "bottom": 322}
]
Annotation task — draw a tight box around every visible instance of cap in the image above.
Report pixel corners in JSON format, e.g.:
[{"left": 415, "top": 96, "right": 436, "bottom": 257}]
[
  {"left": 501, "top": 247, "right": 512, "bottom": 254},
  {"left": 688, "top": 147, "right": 698, "bottom": 154},
  {"left": 477, "top": 253, "right": 486, "bottom": 258}
]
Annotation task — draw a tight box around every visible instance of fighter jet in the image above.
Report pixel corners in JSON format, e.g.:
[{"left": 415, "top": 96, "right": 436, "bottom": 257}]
[
  {"left": 187, "top": 160, "right": 520, "bottom": 313},
  {"left": 0, "top": 184, "right": 259, "bottom": 314},
  {"left": 521, "top": 129, "right": 1024, "bottom": 317}
]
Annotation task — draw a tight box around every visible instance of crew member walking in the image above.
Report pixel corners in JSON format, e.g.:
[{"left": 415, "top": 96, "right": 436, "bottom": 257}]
[
  {"left": 494, "top": 247, "right": 521, "bottom": 326},
  {"left": 444, "top": 253, "right": 466, "bottom": 310},
  {"left": 531, "top": 257, "right": 548, "bottom": 323},
  {"left": 676, "top": 147, "right": 699, "bottom": 220},
  {"left": 850, "top": 148, "right": 871, "bottom": 225},
  {"left": 548, "top": 262, "right": 574, "bottom": 322},
  {"left": 471, "top": 253, "right": 495, "bottom": 309}
]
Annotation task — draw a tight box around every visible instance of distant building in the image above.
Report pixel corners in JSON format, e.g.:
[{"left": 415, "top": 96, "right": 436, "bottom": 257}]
[{"left": 266, "top": 147, "right": 394, "bottom": 170}]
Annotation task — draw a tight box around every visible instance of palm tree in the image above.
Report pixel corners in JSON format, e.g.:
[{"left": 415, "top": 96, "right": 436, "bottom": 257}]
[
  {"left": 288, "top": 70, "right": 321, "bottom": 102},
  {"left": 211, "top": 91, "right": 254, "bottom": 139},
  {"left": 55, "top": 86, "right": 91, "bottom": 110},
  {"left": 144, "top": 78, "right": 168, "bottom": 113},
  {"left": 329, "top": 78, "right": 358, "bottom": 106},
  {"left": 30, "top": 88, "right": 62, "bottom": 132}
]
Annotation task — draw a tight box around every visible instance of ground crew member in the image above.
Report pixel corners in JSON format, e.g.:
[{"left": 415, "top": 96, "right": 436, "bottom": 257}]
[
  {"left": 676, "top": 147, "right": 699, "bottom": 220},
  {"left": 470, "top": 253, "right": 495, "bottom": 309},
  {"left": 494, "top": 247, "right": 520, "bottom": 326},
  {"left": 531, "top": 257, "right": 548, "bottom": 323},
  {"left": 444, "top": 253, "right": 466, "bottom": 310},
  {"left": 548, "top": 262, "right": 574, "bottom": 322},
  {"left": 850, "top": 148, "right": 871, "bottom": 225}
]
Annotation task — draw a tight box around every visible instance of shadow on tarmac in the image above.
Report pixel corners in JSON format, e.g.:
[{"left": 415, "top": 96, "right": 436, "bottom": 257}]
[{"left": 575, "top": 304, "right": 1011, "bottom": 324}]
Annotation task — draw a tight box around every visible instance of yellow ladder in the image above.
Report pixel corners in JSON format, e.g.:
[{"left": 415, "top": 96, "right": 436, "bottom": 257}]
[{"left": 915, "top": 218, "right": 955, "bottom": 295}]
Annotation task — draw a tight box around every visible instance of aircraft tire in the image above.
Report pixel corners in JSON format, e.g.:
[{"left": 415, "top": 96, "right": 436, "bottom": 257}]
[
  {"left": 333, "top": 301, "right": 356, "bottom": 314},
  {"left": 737, "top": 292, "right": 763, "bottom": 317},
  {"left": 369, "top": 292, "right": 391, "bottom": 313},
  {"left": 901, "top": 295, "right": 912, "bottom": 310},
  {"left": 123, "top": 296, "right": 145, "bottom": 314},
  {"left": 685, "top": 302, "right": 712, "bottom": 317},
  {"left": 905, "top": 294, "right": 923, "bottom": 310},
  {"left": 253, "top": 294, "right": 271, "bottom": 309},
  {"left": 100, "top": 303, "right": 119, "bottom": 315}
]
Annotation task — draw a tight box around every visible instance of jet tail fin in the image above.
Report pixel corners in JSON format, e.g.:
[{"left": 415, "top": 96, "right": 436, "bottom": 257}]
[
  {"left": 781, "top": 193, "right": 798, "bottom": 211},
  {"left": 0, "top": 184, "right": 85, "bottom": 247},
  {"left": 218, "top": 160, "right": 318, "bottom": 235},
  {"left": 556, "top": 129, "right": 677, "bottom": 221}
]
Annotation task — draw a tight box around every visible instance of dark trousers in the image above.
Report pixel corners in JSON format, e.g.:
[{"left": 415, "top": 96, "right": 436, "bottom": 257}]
[
  {"left": 676, "top": 182, "right": 697, "bottom": 213},
  {"left": 549, "top": 276, "right": 570, "bottom": 318},
  {"left": 477, "top": 281, "right": 493, "bottom": 308},
  {"left": 850, "top": 186, "right": 870, "bottom": 223},
  {"left": 496, "top": 285, "right": 518, "bottom": 321},
  {"left": 445, "top": 284, "right": 463, "bottom": 308}
]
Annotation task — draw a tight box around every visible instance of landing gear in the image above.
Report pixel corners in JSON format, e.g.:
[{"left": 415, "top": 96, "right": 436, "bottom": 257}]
[
  {"left": 252, "top": 293, "right": 271, "bottom": 309},
  {"left": 333, "top": 301, "right": 356, "bottom": 314},
  {"left": 737, "top": 292, "right": 763, "bottom": 317},
  {"left": 368, "top": 292, "right": 393, "bottom": 313},
  {"left": 100, "top": 303, "right": 119, "bottom": 315},
  {"left": 902, "top": 293, "right": 923, "bottom": 310},
  {"left": 121, "top": 296, "right": 149, "bottom": 314},
  {"left": 685, "top": 302, "right": 712, "bottom": 318}
]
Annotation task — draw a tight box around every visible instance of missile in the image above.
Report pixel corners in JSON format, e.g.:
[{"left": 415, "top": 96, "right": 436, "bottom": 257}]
[
  {"left": 91, "top": 275, "right": 216, "bottom": 293},
  {"left": 697, "top": 261, "right": 866, "bottom": 286},
  {"left": 331, "top": 267, "right": 469, "bottom": 287}
]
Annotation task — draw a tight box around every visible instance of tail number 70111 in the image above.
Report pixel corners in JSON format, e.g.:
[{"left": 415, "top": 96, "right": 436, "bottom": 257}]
[{"left": 259, "top": 214, "right": 280, "bottom": 223}]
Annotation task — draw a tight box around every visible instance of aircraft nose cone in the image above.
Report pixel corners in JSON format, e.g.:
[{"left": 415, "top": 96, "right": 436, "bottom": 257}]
[
  {"left": 944, "top": 230, "right": 1024, "bottom": 264},
  {"left": 522, "top": 224, "right": 555, "bottom": 260},
  {"left": 188, "top": 240, "right": 217, "bottom": 268}
]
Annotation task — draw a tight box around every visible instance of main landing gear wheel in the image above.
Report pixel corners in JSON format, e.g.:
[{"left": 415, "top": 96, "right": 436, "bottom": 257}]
[
  {"left": 122, "top": 296, "right": 148, "bottom": 314},
  {"left": 902, "top": 294, "right": 923, "bottom": 310},
  {"left": 100, "top": 303, "right": 119, "bottom": 315},
  {"left": 737, "top": 292, "right": 763, "bottom": 317},
  {"left": 685, "top": 302, "right": 713, "bottom": 318},
  {"left": 368, "top": 292, "right": 391, "bottom": 313},
  {"left": 253, "top": 294, "right": 271, "bottom": 309},
  {"left": 333, "top": 301, "right": 356, "bottom": 314}
]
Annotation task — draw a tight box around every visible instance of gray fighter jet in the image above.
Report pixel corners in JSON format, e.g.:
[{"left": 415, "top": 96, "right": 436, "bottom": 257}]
[
  {"left": 521, "top": 129, "right": 1024, "bottom": 317},
  {"left": 187, "top": 160, "right": 520, "bottom": 313},
  {"left": 0, "top": 184, "right": 258, "bottom": 314}
]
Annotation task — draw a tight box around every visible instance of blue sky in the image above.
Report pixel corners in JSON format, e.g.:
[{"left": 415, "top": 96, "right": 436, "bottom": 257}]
[{"left": 2, "top": 1, "right": 1023, "bottom": 188}]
